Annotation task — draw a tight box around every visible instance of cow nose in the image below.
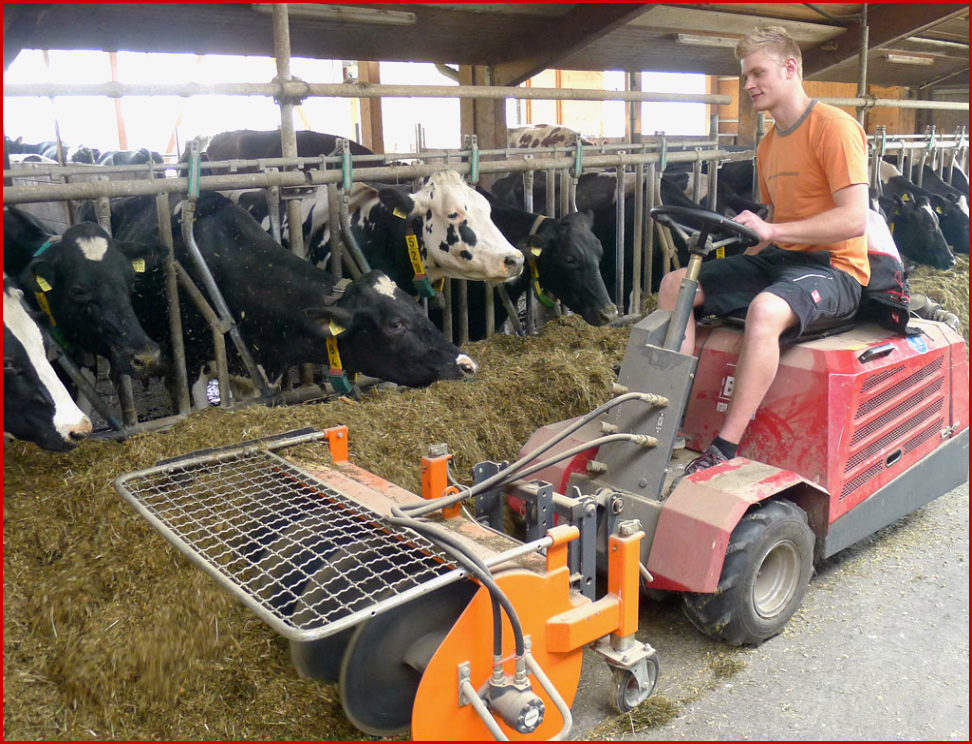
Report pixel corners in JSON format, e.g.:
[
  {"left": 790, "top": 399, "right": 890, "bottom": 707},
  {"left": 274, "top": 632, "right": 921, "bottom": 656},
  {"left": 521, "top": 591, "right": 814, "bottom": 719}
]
[
  {"left": 70, "top": 417, "right": 93, "bottom": 442},
  {"left": 505, "top": 253, "right": 525, "bottom": 276},
  {"left": 457, "top": 354, "right": 478, "bottom": 376},
  {"left": 597, "top": 305, "right": 619, "bottom": 325},
  {"left": 132, "top": 346, "right": 162, "bottom": 372}
]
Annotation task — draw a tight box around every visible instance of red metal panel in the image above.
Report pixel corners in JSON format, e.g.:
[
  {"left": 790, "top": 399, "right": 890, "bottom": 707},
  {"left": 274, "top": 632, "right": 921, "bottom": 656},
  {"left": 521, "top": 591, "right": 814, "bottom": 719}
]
[{"left": 646, "top": 459, "right": 817, "bottom": 592}]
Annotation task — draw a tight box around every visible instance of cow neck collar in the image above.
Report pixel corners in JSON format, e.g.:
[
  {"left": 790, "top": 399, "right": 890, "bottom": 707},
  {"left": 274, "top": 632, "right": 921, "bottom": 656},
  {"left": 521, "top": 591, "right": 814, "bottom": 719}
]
[{"left": 524, "top": 214, "right": 556, "bottom": 308}]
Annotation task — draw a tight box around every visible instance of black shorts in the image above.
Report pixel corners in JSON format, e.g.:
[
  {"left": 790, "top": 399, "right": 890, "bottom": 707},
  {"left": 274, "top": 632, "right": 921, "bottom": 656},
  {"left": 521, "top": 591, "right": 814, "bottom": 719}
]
[{"left": 697, "top": 246, "right": 863, "bottom": 345}]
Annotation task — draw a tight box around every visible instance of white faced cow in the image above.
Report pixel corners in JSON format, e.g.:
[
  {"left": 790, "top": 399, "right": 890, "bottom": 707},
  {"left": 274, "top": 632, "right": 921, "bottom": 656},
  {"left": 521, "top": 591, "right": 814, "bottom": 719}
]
[
  {"left": 228, "top": 170, "right": 524, "bottom": 287},
  {"left": 4, "top": 275, "right": 92, "bottom": 451}
]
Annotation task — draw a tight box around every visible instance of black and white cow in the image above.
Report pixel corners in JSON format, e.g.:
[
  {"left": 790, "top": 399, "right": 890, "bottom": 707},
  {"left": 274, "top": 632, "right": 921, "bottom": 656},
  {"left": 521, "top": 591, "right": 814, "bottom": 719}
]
[
  {"left": 4, "top": 275, "right": 92, "bottom": 451},
  {"left": 3, "top": 206, "right": 165, "bottom": 378},
  {"left": 97, "top": 148, "right": 165, "bottom": 166},
  {"left": 98, "top": 192, "right": 478, "bottom": 398},
  {"left": 880, "top": 162, "right": 968, "bottom": 254},
  {"left": 232, "top": 170, "right": 524, "bottom": 286},
  {"left": 507, "top": 124, "right": 596, "bottom": 150},
  {"left": 875, "top": 192, "right": 955, "bottom": 270}
]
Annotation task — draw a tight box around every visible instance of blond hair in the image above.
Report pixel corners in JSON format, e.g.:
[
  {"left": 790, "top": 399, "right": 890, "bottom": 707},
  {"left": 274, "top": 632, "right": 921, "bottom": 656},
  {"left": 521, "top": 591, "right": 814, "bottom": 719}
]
[{"left": 735, "top": 26, "right": 803, "bottom": 79}]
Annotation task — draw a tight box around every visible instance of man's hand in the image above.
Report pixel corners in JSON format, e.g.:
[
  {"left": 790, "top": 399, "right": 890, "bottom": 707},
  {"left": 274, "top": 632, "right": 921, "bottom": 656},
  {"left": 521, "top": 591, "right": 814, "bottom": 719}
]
[{"left": 733, "top": 210, "right": 774, "bottom": 254}]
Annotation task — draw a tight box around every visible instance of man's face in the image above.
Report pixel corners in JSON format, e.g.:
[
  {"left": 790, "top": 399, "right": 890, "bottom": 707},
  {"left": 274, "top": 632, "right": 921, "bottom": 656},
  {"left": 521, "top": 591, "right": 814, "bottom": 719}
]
[{"left": 740, "top": 49, "right": 790, "bottom": 112}]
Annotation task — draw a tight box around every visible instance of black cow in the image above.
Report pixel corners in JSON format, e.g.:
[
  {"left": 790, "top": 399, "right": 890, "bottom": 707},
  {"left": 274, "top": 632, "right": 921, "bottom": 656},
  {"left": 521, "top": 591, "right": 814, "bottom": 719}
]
[
  {"left": 97, "top": 148, "right": 165, "bottom": 166},
  {"left": 98, "top": 192, "right": 478, "bottom": 396},
  {"left": 879, "top": 164, "right": 968, "bottom": 254},
  {"left": 4, "top": 274, "right": 92, "bottom": 451},
  {"left": 3, "top": 137, "right": 99, "bottom": 164},
  {"left": 3, "top": 206, "right": 165, "bottom": 378},
  {"left": 196, "top": 129, "right": 379, "bottom": 163},
  {"left": 876, "top": 193, "right": 955, "bottom": 270}
]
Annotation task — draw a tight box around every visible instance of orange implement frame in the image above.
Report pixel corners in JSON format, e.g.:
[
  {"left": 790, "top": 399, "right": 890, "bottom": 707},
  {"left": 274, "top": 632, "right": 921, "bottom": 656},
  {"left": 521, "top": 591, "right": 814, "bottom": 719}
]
[
  {"left": 412, "top": 523, "right": 646, "bottom": 740},
  {"left": 422, "top": 452, "right": 461, "bottom": 518}
]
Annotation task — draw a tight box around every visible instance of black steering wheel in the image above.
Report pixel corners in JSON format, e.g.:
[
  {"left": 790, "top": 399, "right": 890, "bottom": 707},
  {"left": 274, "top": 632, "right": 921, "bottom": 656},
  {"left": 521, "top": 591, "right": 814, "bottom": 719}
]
[{"left": 650, "top": 204, "right": 761, "bottom": 250}]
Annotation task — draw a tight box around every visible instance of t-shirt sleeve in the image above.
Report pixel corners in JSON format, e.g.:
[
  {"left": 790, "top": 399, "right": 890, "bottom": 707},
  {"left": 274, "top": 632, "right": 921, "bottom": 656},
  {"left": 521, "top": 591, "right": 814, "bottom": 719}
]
[{"left": 818, "top": 117, "right": 868, "bottom": 194}]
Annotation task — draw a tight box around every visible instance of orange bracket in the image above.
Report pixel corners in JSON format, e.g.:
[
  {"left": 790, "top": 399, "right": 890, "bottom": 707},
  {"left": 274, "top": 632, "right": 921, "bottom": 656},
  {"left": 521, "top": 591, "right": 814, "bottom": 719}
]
[
  {"left": 546, "top": 527, "right": 645, "bottom": 653},
  {"left": 322, "top": 426, "right": 349, "bottom": 463},
  {"left": 421, "top": 453, "right": 460, "bottom": 518}
]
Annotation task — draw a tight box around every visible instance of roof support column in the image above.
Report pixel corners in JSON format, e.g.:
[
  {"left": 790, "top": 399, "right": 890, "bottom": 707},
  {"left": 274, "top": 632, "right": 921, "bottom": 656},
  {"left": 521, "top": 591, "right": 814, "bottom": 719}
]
[
  {"left": 271, "top": 3, "right": 304, "bottom": 259},
  {"left": 458, "top": 64, "right": 507, "bottom": 189},
  {"left": 357, "top": 61, "right": 385, "bottom": 154}
]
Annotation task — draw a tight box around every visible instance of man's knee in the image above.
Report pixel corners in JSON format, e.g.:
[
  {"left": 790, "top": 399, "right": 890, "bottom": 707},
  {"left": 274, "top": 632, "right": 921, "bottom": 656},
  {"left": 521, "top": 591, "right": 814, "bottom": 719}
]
[
  {"left": 745, "top": 293, "right": 797, "bottom": 335},
  {"left": 658, "top": 269, "right": 688, "bottom": 310}
]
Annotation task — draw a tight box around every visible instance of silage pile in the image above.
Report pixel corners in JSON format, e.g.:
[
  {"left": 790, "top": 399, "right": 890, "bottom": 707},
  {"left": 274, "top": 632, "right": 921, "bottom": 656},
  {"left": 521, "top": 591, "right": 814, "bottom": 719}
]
[{"left": 2, "top": 315, "right": 628, "bottom": 741}]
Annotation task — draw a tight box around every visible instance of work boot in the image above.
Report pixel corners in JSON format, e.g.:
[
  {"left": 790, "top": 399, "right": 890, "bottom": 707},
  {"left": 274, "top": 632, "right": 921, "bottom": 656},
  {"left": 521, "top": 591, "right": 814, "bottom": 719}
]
[
  {"left": 911, "top": 293, "right": 960, "bottom": 332},
  {"left": 669, "top": 443, "right": 730, "bottom": 493}
]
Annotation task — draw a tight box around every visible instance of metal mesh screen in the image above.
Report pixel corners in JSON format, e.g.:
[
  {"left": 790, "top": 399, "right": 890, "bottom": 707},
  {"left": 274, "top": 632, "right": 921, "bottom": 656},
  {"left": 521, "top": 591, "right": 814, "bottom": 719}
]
[{"left": 115, "top": 448, "right": 457, "bottom": 641}]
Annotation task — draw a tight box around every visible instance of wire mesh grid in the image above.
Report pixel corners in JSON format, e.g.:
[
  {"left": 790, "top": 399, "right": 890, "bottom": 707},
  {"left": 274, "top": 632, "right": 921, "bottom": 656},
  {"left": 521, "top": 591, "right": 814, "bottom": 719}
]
[{"left": 115, "top": 448, "right": 457, "bottom": 640}]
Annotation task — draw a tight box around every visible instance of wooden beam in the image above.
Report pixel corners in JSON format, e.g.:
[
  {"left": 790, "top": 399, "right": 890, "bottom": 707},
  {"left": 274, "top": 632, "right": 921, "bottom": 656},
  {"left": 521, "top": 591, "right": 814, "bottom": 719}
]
[
  {"left": 491, "top": 4, "right": 656, "bottom": 88},
  {"left": 3, "top": 4, "right": 51, "bottom": 72},
  {"left": 803, "top": 4, "right": 970, "bottom": 80},
  {"left": 357, "top": 61, "right": 384, "bottom": 153}
]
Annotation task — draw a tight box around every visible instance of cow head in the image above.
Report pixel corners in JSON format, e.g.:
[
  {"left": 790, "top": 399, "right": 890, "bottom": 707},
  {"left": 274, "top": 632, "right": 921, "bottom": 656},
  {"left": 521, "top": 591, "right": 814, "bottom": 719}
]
[
  {"left": 887, "top": 193, "right": 955, "bottom": 270},
  {"left": 528, "top": 211, "right": 617, "bottom": 326},
  {"left": 377, "top": 170, "right": 523, "bottom": 284},
  {"left": 18, "top": 222, "right": 166, "bottom": 377},
  {"left": 4, "top": 278, "right": 92, "bottom": 451},
  {"left": 303, "top": 271, "right": 477, "bottom": 388},
  {"left": 929, "top": 193, "right": 969, "bottom": 253}
]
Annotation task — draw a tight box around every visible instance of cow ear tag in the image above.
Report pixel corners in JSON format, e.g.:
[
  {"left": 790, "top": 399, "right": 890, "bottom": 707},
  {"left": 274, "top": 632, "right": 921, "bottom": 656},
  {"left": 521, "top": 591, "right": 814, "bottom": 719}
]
[
  {"left": 131, "top": 258, "right": 146, "bottom": 273},
  {"left": 328, "top": 318, "right": 346, "bottom": 337},
  {"left": 393, "top": 207, "right": 408, "bottom": 220},
  {"left": 324, "top": 336, "right": 355, "bottom": 394},
  {"left": 35, "top": 274, "right": 53, "bottom": 292},
  {"left": 901, "top": 192, "right": 911, "bottom": 202}
]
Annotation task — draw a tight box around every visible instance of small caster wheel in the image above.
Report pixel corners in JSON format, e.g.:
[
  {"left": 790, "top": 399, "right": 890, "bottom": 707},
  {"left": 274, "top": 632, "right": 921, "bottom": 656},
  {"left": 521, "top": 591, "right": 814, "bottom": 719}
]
[{"left": 611, "top": 654, "right": 659, "bottom": 713}]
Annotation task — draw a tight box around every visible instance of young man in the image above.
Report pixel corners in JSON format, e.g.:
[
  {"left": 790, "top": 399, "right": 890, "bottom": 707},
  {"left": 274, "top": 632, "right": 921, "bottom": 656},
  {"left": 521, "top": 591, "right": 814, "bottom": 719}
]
[{"left": 658, "top": 26, "right": 870, "bottom": 474}]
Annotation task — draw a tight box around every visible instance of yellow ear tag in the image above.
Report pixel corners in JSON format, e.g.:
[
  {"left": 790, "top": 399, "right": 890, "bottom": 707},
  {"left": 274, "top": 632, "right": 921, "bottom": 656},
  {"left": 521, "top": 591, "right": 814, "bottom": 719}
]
[
  {"left": 328, "top": 319, "right": 346, "bottom": 337},
  {"left": 132, "top": 258, "right": 146, "bottom": 273},
  {"left": 36, "top": 275, "right": 52, "bottom": 292},
  {"left": 530, "top": 245, "right": 543, "bottom": 257},
  {"left": 393, "top": 207, "right": 408, "bottom": 220},
  {"left": 901, "top": 192, "right": 910, "bottom": 202}
]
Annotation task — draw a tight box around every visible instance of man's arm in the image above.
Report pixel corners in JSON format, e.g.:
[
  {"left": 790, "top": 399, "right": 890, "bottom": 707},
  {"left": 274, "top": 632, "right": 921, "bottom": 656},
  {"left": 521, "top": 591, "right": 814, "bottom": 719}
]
[{"left": 733, "top": 182, "right": 869, "bottom": 247}]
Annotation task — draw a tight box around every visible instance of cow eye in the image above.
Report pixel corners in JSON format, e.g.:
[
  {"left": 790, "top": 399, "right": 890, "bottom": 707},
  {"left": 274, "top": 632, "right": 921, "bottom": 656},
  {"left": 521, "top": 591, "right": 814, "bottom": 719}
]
[
  {"left": 3, "top": 359, "right": 21, "bottom": 376},
  {"left": 386, "top": 318, "right": 405, "bottom": 333}
]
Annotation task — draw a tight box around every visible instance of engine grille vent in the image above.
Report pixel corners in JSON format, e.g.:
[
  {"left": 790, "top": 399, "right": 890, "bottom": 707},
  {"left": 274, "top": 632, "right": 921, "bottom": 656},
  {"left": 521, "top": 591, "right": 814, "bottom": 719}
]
[
  {"left": 840, "top": 462, "right": 885, "bottom": 500},
  {"left": 904, "top": 419, "right": 944, "bottom": 455},
  {"left": 861, "top": 365, "right": 905, "bottom": 393},
  {"left": 846, "top": 399, "right": 943, "bottom": 472},
  {"left": 855, "top": 358, "right": 943, "bottom": 420},
  {"left": 850, "top": 378, "right": 944, "bottom": 446}
]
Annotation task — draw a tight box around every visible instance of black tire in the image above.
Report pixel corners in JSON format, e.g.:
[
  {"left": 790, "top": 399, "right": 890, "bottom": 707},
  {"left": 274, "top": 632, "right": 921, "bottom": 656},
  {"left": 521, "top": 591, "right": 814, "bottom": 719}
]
[
  {"left": 682, "top": 499, "right": 814, "bottom": 646},
  {"left": 611, "top": 655, "right": 660, "bottom": 713}
]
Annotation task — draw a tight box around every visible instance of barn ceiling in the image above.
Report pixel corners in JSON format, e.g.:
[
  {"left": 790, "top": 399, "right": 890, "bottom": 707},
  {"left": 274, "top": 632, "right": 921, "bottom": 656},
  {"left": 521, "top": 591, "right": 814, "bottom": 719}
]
[{"left": 3, "top": 3, "right": 969, "bottom": 92}]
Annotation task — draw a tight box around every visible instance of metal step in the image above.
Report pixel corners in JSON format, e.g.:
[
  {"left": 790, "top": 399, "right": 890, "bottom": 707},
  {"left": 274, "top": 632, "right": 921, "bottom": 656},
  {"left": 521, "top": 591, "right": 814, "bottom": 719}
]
[{"left": 114, "top": 437, "right": 459, "bottom": 643}]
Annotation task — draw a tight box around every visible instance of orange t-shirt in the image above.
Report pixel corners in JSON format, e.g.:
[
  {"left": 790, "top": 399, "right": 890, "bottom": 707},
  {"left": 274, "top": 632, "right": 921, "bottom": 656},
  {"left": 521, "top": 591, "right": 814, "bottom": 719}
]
[{"left": 757, "top": 101, "right": 870, "bottom": 285}]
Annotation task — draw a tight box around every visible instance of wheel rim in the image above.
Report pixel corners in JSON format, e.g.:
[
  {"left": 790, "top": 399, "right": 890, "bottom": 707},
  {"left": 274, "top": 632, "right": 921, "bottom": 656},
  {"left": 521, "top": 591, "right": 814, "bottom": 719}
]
[{"left": 753, "top": 539, "right": 801, "bottom": 619}]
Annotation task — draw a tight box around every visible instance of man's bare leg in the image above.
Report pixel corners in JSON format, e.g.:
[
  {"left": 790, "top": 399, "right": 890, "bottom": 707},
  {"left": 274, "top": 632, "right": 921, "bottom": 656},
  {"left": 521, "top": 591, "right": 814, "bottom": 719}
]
[{"left": 719, "top": 292, "right": 798, "bottom": 444}]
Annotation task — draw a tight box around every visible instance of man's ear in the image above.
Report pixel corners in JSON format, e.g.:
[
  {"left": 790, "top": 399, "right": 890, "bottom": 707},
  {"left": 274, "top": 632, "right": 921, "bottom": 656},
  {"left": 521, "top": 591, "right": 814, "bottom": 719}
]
[{"left": 303, "top": 306, "right": 356, "bottom": 337}]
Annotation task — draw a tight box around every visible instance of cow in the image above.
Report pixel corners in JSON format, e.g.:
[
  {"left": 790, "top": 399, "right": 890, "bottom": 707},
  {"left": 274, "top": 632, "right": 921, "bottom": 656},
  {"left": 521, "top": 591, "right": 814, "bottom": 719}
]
[
  {"left": 231, "top": 170, "right": 524, "bottom": 286},
  {"left": 2, "top": 137, "right": 98, "bottom": 164},
  {"left": 95, "top": 192, "right": 479, "bottom": 402},
  {"left": 507, "top": 124, "right": 596, "bottom": 150},
  {"left": 4, "top": 274, "right": 92, "bottom": 451},
  {"left": 199, "top": 129, "right": 379, "bottom": 162},
  {"left": 879, "top": 162, "right": 969, "bottom": 254},
  {"left": 875, "top": 193, "right": 955, "bottom": 270},
  {"left": 97, "top": 148, "right": 165, "bottom": 166},
  {"left": 3, "top": 206, "right": 165, "bottom": 378}
]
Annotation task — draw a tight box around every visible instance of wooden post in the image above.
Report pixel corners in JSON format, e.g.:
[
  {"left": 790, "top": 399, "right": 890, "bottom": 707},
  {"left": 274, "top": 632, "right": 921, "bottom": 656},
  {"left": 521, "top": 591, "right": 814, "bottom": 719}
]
[
  {"left": 458, "top": 65, "right": 506, "bottom": 189},
  {"left": 357, "top": 61, "right": 384, "bottom": 153},
  {"left": 737, "top": 78, "right": 757, "bottom": 146}
]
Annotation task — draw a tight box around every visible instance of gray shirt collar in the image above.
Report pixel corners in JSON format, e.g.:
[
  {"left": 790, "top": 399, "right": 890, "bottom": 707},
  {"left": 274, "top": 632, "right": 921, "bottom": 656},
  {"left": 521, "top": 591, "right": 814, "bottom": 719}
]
[{"left": 775, "top": 99, "right": 818, "bottom": 137}]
